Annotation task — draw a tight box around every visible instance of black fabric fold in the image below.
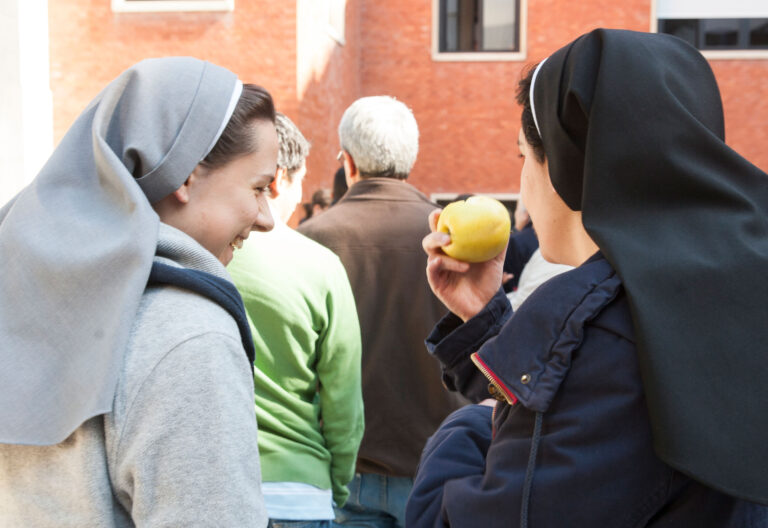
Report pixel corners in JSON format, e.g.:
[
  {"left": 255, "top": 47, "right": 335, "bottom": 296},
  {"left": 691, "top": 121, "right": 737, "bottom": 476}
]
[{"left": 532, "top": 28, "right": 768, "bottom": 504}]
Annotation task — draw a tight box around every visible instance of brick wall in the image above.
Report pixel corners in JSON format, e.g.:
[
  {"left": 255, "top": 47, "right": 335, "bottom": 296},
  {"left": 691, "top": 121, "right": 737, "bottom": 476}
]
[
  {"left": 356, "top": 0, "right": 767, "bottom": 197},
  {"left": 48, "top": 0, "right": 298, "bottom": 143},
  {"left": 711, "top": 60, "right": 768, "bottom": 170},
  {"left": 47, "top": 0, "right": 768, "bottom": 207}
]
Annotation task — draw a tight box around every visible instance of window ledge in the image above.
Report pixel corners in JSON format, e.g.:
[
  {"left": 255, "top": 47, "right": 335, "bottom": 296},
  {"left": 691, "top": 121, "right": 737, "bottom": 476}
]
[
  {"left": 111, "top": 0, "right": 234, "bottom": 13},
  {"left": 701, "top": 49, "right": 768, "bottom": 60},
  {"left": 432, "top": 192, "right": 520, "bottom": 203},
  {"left": 432, "top": 51, "right": 527, "bottom": 62}
]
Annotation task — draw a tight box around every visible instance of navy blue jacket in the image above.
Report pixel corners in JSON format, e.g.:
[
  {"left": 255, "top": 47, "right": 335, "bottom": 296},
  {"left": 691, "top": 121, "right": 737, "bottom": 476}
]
[{"left": 407, "top": 253, "right": 767, "bottom": 527}]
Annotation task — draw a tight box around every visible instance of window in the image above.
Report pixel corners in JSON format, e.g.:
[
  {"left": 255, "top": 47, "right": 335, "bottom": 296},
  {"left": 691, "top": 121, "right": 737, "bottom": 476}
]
[
  {"left": 432, "top": 193, "right": 520, "bottom": 220},
  {"left": 111, "top": 0, "right": 234, "bottom": 13},
  {"left": 433, "top": 0, "right": 526, "bottom": 61},
  {"left": 658, "top": 18, "right": 768, "bottom": 50},
  {"left": 655, "top": 0, "right": 768, "bottom": 56}
]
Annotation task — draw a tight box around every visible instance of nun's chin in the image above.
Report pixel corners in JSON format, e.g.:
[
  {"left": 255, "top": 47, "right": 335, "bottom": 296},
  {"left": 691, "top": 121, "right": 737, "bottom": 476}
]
[{"left": 219, "top": 245, "right": 235, "bottom": 266}]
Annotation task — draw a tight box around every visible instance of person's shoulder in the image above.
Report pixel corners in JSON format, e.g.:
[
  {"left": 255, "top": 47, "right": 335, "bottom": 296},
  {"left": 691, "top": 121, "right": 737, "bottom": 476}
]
[
  {"left": 296, "top": 206, "right": 343, "bottom": 236},
  {"left": 288, "top": 227, "right": 339, "bottom": 258},
  {"left": 115, "top": 284, "right": 248, "bottom": 423},
  {"left": 522, "top": 254, "right": 632, "bottom": 342},
  {"left": 296, "top": 205, "right": 361, "bottom": 248},
  {"left": 475, "top": 255, "right": 634, "bottom": 414},
  {"left": 278, "top": 228, "right": 349, "bottom": 279},
  {"left": 128, "top": 284, "right": 241, "bottom": 364},
  {"left": 390, "top": 181, "right": 439, "bottom": 210}
]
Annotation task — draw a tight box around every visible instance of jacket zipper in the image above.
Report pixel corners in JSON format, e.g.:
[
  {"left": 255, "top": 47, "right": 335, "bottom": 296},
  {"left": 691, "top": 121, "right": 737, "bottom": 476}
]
[{"left": 471, "top": 352, "right": 518, "bottom": 406}]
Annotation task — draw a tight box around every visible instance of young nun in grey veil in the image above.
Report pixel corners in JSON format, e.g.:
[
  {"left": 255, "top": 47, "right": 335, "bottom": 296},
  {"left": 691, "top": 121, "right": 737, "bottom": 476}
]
[{"left": 0, "top": 57, "right": 277, "bottom": 527}]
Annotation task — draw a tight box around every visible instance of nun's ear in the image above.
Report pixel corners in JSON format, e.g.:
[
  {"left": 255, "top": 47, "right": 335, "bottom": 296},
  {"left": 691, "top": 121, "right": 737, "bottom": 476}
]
[
  {"left": 171, "top": 166, "right": 203, "bottom": 204},
  {"left": 169, "top": 179, "right": 190, "bottom": 204}
]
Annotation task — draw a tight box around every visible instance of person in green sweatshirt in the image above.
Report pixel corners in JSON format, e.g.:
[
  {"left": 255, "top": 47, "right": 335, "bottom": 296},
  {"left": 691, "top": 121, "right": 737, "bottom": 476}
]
[{"left": 228, "top": 113, "right": 364, "bottom": 528}]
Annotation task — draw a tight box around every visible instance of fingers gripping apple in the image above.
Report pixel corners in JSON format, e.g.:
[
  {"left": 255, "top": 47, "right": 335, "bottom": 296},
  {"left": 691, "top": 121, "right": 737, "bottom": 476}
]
[{"left": 436, "top": 196, "right": 512, "bottom": 263}]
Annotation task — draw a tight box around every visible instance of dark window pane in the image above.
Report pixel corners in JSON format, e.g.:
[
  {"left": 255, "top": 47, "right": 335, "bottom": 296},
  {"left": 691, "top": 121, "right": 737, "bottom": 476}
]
[
  {"left": 703, "top": 19, "right": 739, "bottom": 47},
  {"left": 658, "top": 19, "right": 698, "bottom": 48},
  {"left": 749, "top": 19, "right": 768, "bottom": 47},
  {"left": 440, "top": 0, "right": 477, "bottom": 52}
]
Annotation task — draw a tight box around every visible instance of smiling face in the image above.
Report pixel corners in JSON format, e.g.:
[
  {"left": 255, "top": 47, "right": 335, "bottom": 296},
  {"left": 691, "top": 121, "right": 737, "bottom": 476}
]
[{"left": 181, "top": 119, "right": 279, "bottom": 265}]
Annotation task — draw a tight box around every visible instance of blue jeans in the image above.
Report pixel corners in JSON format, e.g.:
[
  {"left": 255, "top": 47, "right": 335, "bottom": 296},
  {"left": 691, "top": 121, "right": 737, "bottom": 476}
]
[
  {"left": 268, "top": 521, "right": 332, "bottom": 528},
  {"left": 333, "top": 473, "right": 414, "bottom": 528}
]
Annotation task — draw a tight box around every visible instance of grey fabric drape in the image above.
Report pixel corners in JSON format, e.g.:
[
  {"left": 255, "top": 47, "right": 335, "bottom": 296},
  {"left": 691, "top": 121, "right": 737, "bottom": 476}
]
[{"left": 0, "top": 57, "right": 240, "bottom": 445}]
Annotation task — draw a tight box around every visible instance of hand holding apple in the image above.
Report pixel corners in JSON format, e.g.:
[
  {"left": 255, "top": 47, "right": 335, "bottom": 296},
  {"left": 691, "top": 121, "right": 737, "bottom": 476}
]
[
  {"left": 436, "top": 196, "right": 511, "bottom": 263},
  {"left": 423, "top": 205, "right": 508, "bottom": 322}
]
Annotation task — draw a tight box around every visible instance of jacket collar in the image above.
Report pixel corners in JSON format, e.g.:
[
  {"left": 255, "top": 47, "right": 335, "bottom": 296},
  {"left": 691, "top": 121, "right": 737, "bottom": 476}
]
[
  {"left": 339, "top": 177, "right": 432, "bottom": 204},
  {"left": 476, "top": 252, "right": 629, "bottom": 413}
]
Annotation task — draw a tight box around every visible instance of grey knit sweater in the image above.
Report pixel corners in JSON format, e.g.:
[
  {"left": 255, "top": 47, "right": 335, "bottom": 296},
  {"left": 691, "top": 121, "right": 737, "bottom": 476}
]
[{"left": 0, "top": 224, "right": 267, "bottom": 527}]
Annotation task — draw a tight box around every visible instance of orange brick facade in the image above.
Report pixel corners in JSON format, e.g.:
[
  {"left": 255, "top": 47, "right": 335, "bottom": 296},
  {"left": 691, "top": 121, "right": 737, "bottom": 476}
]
[{"left": 48, "top": 0, "right": 768, "bottom": 221}]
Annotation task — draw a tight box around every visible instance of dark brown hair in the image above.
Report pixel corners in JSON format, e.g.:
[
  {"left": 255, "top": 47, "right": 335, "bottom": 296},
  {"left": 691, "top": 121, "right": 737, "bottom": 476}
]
[
  {"left": 201, "top": 83, "right": 276, "bottom": 170},
  {"left": 516, "top": 64, "right": 546, "bottom": 163},
  {"left": 331, "top": 167, "right": 347, "bottom": 204}
]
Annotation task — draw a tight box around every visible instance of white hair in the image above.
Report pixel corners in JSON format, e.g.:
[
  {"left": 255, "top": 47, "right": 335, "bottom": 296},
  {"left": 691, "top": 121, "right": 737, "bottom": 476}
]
[{"left": 338, "top": 96, "right": 419, "bottom": 179}]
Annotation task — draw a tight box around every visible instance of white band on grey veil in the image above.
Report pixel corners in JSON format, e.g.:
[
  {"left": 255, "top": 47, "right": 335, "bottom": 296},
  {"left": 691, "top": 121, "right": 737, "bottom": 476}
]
[
  {"left": 204, "top": 80, "right": 243, "bottom": 160},
  {"left": 529, "top": 57, "right": 548, "bottom": 137}
]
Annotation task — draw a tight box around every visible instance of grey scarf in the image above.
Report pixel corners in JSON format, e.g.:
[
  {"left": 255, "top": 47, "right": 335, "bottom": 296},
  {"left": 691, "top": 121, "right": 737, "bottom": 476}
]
[{"left": 0, "top": 57, "right": 241, "bottom": 445}]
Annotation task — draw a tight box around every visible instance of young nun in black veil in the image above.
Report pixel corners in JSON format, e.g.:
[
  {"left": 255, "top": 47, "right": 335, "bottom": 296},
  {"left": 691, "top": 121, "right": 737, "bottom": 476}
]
[{"left": 408, "top": 29, "right": 768, "bottom": 527}]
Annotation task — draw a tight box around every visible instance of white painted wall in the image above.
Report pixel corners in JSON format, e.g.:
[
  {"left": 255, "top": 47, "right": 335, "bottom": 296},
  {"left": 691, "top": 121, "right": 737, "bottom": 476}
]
[{"left": 0, "top": 0, "right": 53, "bottom": 207}]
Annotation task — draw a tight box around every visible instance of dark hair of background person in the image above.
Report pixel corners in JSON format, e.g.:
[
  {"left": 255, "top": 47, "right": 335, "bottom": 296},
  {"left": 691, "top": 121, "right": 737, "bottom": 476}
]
[
  {"left": 299, "top": 202, "right": 313, "bottom": 224},
  {"left": 201, "top": 84, "right": 276, "bottom": 170},
  {"left": 312, "top": 188, "right": 332, "bottom": 210},
  {"left": 332, "top": 167, "right": 348, "bottom": 205},
  {"left": 516, "top": 66, "right": 545, "bottom": 163}
]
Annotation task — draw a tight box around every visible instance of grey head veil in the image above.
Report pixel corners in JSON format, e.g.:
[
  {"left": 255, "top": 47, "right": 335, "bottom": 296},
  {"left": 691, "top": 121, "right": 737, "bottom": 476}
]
[
  {"left": 530, "top": 29, "right": 768, "bottom": 504},
  {"left": 0, "top": 57, "right": 241, "bottom": 445}
]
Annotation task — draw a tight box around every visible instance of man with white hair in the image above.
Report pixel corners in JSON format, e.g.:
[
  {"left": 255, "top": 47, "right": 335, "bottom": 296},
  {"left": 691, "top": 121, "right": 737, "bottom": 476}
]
[
  {"left": 228, "top": 113, "right": 364, "bottom": 527},
  {"left": 299, "top": 96, "right": 466, "bottom": 527}
]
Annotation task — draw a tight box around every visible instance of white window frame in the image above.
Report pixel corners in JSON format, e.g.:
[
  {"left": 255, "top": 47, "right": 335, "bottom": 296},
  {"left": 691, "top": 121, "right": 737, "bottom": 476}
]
[
  {"left": 111, "top": 0, "right": 234, "bottom": 13},
  {"left": 431, "top": 0, "right": 527, "bottom": 62},
  {"left": 651, "top": 0, "right": 768, "bottom": 60}
]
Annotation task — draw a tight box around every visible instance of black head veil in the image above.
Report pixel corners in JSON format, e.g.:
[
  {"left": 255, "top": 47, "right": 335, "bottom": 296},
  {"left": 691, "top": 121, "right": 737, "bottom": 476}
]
[{"left": 532, "top": 29, "right": 768, "bottom": 503}]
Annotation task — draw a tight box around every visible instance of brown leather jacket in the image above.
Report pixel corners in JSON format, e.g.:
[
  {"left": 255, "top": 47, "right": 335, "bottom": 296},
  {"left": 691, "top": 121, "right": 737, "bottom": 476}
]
[{"left": 299, "top": 177, "right": 467, "bottom": 477}]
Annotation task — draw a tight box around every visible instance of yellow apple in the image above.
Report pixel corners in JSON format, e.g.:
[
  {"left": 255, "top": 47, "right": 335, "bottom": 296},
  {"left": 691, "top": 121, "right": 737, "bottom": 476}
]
[{"left": 436, "top": 196, "right": 511, "bottom": 263}]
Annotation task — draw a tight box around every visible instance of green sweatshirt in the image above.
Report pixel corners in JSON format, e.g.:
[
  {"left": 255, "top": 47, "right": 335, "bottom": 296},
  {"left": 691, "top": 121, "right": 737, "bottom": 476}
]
[{"left": 228, "top": 223, "right": 364, "bottom": 507}]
